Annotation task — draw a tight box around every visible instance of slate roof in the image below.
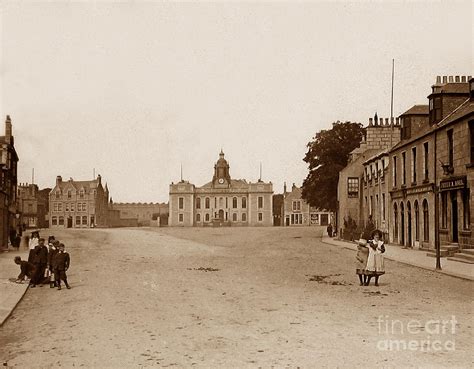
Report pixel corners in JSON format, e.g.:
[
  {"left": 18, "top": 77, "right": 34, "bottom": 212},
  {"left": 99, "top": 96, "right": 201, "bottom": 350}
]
[{"left": 400, "top": 105, "right": 429, "bottom": 116}]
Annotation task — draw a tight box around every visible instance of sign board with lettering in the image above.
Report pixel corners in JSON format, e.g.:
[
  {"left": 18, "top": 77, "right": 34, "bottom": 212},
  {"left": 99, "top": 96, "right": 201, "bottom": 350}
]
[{"left": 439, "top": 176, "right": 466, "bottom": 192}]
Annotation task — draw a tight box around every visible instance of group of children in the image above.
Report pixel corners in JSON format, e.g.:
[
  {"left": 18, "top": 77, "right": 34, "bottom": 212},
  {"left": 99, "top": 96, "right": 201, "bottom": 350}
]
[
  {"left": 355, "top": 229, "right": 386, "bottom": 286},
  {"left": 14, "top": 232, "right": 71, "bottom": 290}
]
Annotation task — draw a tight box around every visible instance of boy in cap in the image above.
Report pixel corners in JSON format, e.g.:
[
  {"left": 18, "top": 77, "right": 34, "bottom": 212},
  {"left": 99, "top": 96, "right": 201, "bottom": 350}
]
[
  {"left": 53, "top": 243, "right": 71, "bottom": 290},
  {"left": 48, "top": 240, "right": 59, "bottom": 288}
]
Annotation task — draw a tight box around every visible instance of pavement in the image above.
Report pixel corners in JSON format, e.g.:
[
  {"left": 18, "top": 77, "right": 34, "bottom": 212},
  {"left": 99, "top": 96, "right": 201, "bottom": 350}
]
[
  {"left": 321, "top": 235, "right": 474, "bottom": 281},
  {"left": 0, "top": 246, "right": 29, "bottom": 327}
]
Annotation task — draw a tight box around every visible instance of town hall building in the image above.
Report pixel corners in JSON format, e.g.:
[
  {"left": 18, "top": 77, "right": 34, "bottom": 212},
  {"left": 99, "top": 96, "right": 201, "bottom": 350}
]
[{"left": 169, "top": 151, "right": 273, "bottom": 226}]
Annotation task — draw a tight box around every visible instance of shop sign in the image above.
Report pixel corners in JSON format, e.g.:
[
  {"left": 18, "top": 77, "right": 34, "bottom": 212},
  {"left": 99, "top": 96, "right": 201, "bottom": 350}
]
[
  {"left": 406, "top": 184, "right": 434, "bottom": 196},
  {"left": 439, "top": 176, "right": 466, "bottom": 192}
]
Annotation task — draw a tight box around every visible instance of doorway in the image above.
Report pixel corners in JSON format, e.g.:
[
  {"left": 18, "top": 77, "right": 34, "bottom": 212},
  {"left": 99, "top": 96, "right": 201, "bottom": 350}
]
[
  {"left": 67, "top": 216, "right": 73, "bottom": 228},
  {"left": 407, "top": 202, "right": 412, "bottom": 247},
  {"left": 451, "top": 191, "right": 459, "bottom": 243},
  {"left": 400, "top": 202, "right": 405, "bottom": 245},
  {"left": 218, "top": 209, "right": 224, "bottom": 221}
]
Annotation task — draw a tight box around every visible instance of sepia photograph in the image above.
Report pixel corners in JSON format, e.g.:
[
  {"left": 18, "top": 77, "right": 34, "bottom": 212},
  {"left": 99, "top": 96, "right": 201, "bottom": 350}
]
[{"left": 0, "top": 0, "right": 472, "bottom": 367}]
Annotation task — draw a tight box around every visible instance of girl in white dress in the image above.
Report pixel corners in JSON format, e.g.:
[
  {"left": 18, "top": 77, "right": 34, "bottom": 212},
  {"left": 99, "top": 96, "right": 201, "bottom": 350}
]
[{"left": 365, "top": 229, "right": 385, "bottom": 286}]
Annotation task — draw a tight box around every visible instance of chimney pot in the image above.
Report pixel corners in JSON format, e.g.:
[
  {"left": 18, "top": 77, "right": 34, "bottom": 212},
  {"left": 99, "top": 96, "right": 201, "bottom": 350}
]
[
  {"left": 461, "top": 76, "right": 466, "bottom": 82},
  {"left": 436, "top": 76, "right": 441, "bottom": 84},
  {"left": 369, "top": 118, "right": 373, "bottom": 126},
  {"left": 455, "top": 76, "right": 460, "bottom": 82},
  {"left": 448, "top": 76, "right": 454, "bottom": 83},
  {"left": 442, "top": 76, "right": 448, "bottom": 83},
  {"left": 379, "top": 118, "right": 383, "bottom": 126},
  {"left": 385, "top": 118, "right": 389, "bottom": 125}
]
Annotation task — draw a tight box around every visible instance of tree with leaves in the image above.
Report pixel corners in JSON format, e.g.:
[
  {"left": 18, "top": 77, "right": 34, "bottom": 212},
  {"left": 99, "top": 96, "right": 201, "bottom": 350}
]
[{"left": 302, "top": 121, "right": 365, "bottom": 212}]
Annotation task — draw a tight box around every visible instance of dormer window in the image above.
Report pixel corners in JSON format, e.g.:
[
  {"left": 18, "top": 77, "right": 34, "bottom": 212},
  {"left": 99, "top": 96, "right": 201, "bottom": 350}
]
[
  {"left": 429, "top": 96, "right": 442, "bottom": 124},
  {"left": 55, "top": 190, "right": 61, "bottom": 199},
  {"left": 67, "top": 190, "right": 72, "bottom": 199},
  {"left": 79, "top": 189, "right": 84, "bottom": 199}
]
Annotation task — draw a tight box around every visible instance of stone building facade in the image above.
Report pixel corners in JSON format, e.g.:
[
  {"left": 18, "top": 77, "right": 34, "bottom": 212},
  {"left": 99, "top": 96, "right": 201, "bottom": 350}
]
[
  {"left": 362, "top": 149, "right": 391, "bottom": 240},
  {"left": 17, "top": 183, "right": 39, "bottom": 229},
  {"left": 283, "top": 183, "right": 332, "bottom": 226},
  {"left": 432, "top": 76, "right": 473, "bottom": 250},
  {"left": 337, "top": 118, "right": 401, "bottom": 238},
  {"left": 0, "top": 115, "right": 19, "bottom": 249},
  {"left": 111, "top": 202, "right": 169, "bottom": 226},
  {"left": 388, "top": 105, "right": 436, "bottom": 248},
  {"left": 49, "top": 175, "right": 109, "bottom": 228},
  {"left": 169, "top": 151, "right": 273, "bottom": 227}
]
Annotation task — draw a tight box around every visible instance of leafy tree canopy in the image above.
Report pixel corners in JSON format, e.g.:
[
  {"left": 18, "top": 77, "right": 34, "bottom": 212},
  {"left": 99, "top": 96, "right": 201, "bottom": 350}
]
[{"left": 301, "top": 121, "right": 365, "bottom": 212}]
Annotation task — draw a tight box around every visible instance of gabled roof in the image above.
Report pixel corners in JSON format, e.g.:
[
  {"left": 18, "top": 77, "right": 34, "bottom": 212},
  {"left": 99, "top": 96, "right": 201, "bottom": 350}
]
[{"left": 55, "top": 179, "right": 100, "bottom": 193}]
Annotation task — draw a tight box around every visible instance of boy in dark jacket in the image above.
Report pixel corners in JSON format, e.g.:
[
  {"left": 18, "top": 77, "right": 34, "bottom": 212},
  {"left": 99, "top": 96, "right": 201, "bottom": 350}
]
[
  {"left": 53, "top": 243, "right": 70, "bottom": 290},
  {"left": 48, "top": 240, "right": 59, "bottom": 288},
  {"left": 14, "top": 256, "right": 36, "bottom": 284},
  {"left": 31, "top": 238, "right": 49, "bottom": 287}
]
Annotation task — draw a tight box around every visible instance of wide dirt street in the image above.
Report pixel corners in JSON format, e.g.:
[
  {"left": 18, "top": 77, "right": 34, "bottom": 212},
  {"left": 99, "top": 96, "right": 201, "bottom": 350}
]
[{"left": 0, "top": 227, "right": 472, "bottom": 368}]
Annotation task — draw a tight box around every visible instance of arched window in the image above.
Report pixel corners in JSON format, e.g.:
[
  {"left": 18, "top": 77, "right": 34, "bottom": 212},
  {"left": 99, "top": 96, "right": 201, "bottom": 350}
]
[
  {"left": 232, "top": 197, "right": 237, "bottom": 209},
  {"left": 196, "top": 197, "right": 201, "bottom": 209},
  {"left": 232, "top": 213, "right": 237, "bottom": 221},
  {"left": 205, "top": 197, "right": 210, "bottom": 209},
  {"left": 205, "top": 213, "right": 210, "bottom": 222},
  {"left": 414, "top": 200, "right": 419, "bottom": 241},
  {"left": 393, "top": 203, "right": 398, "bottom": 243},
  {"left": 196, "top": 213, "right": 201, "bottom": 222},
  {"left": 423, "top": 199, "right": 429, "bottom": 242},
  {"left": 242, "top": 197, "right": 247, "bottom": 209}
]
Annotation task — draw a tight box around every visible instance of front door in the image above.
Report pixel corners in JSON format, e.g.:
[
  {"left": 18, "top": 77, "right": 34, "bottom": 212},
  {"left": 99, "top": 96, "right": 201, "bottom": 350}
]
[
  {"left": 67, "top": 216, "right": 73, "bottom": 228},
  {"left": 452, "top": 191, "right": 459, "bottom": 242},
  {"left": 407, "top": 203, "right": 412, "bottom": 247},
  {"left": 320, "top": 214, "right": 329, "bottom": 226},
  {"left": 218, "top": 209, "right": 224, "bottom": 221}
]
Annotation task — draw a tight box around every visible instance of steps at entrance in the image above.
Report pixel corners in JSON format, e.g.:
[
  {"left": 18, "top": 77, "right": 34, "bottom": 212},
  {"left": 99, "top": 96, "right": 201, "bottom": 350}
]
[
  {"left": 461, "top": 249, "right": 474, "bottom": 256},
  {"left": 426, "top": 244, "right": 460, "bottom": 258},
  {"left": 447, "top": 252, "right": 474, "bottom": 264},
  {"left": 426, "top": 250, "right": 449, "bottom": 258}
]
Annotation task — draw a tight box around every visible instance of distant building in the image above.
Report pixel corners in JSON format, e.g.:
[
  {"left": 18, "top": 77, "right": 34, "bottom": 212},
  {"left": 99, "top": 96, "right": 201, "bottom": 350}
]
[
  {"left": 49, "top": 175, "right": 109, "bottom": 228},
  {"left": 283, "top": 183, "right": 332, "bottom": 226},
  {"left": 272, "top": 194, "right": 284, "bottom": 226},
  {"left": 111, "top": 201, "right": 169, "bottom": 226},
  {"left": 17, "top": 183, "right": 39, "bottom": 229},
  {"left": 37, "top": 188, "right": 51, "bottom": 228},
  {"left": 169, "top": 150, "right": 273, "bottom": 226},
  {"left": 0, "top": 115, "right": 19, "bottom": 249}
]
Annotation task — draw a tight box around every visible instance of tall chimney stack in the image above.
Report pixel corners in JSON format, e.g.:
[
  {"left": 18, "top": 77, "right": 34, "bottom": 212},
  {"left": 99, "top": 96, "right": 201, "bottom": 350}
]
[{"left": 5, "top": 115, "right": 12, "bottom": 145}]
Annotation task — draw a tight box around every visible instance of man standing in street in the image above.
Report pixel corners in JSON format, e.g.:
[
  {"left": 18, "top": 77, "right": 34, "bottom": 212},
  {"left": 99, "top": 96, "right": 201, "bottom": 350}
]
[{"left": 53, "top": 243, "right": 71, "bottom": 290}]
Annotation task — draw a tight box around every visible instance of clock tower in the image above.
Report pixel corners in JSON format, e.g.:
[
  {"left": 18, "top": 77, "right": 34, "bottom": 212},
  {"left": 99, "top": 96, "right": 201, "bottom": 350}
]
[{"left": 212, "top": 149, "right": 231, "bottom": 187}]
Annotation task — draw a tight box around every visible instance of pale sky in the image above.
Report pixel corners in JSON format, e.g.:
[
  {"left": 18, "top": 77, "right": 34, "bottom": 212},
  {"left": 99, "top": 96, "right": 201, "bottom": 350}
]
[{"left": 0, "top": 1, "right": 472, "bottom": 203}]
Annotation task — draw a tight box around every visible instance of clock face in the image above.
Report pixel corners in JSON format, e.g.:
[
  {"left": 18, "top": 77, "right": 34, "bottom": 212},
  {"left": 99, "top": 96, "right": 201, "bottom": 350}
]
[{"left": 218, "top": 178, "right": 224, "bottom": 184}]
